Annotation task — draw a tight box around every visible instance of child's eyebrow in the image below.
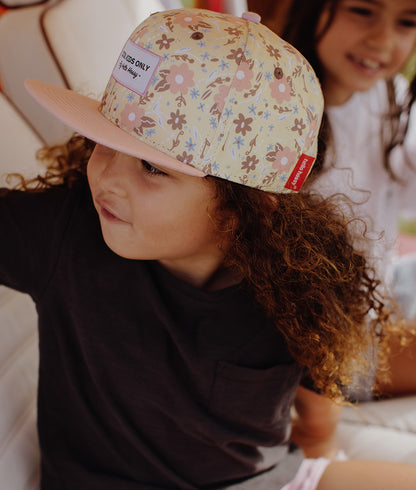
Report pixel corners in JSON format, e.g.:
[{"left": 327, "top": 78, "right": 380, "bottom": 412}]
[
  {"left": 347, "top": 0, "right": 382, "bottom": 5},
  {"left": 350, "top": 0, "right": 416, "bottom": 15}
]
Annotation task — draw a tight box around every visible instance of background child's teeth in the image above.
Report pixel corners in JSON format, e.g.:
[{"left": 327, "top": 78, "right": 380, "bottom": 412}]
[{"left": 362, "top": 59, "right": 379, "bottom": 69}]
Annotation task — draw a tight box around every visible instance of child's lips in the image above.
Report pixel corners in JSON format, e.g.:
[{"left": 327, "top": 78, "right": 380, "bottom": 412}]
[{"left": 96, "top": 197, "right": 129, "bottom": 223}]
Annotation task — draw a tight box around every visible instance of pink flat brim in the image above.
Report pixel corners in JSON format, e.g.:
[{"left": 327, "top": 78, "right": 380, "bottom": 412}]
[{"left": 24, "top": 79, "right": 205, "bottom": 178}]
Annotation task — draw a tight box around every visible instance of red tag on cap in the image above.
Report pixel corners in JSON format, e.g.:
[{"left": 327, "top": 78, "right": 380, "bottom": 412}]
[{"left": 284, "top": 154, "right": 315, "bottom": 191}]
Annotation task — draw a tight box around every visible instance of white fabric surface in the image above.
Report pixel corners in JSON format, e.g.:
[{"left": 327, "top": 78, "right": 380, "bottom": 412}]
[
  {"left": 338, "top": 397, "right": 416, "bottom": 463},
  {"left": 0, "top": 4, "right": 72, "bottom": 145},
  {"left": 0, "top": 93, "right": 43, "bottom": 186},
  {"left": 0, "top": 286, "right": 40, "bottom": 490},
  {"left": 42, "top": 0, "right": 165, "bottom": 97}
]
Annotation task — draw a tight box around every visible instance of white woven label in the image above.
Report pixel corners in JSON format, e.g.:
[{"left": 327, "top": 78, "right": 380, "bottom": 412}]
[{"left": 112, "top": 40, "right": 161, "bottom": 96}]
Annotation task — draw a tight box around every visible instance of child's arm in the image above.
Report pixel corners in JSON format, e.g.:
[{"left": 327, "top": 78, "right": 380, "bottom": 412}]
[{"left": 290, "top": 385, "right": 342, "bottom": 459}]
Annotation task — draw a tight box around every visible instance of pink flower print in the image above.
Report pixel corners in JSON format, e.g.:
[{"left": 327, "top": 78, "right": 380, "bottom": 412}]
[
  {"left": 270, "top": 77, "right": 292, "bottom": 104},
  {"left": 214, "top": 84, "right": 231, "bottom": 112},
  {"left": 156, "top": 33, "right": 174, "bottom": 50},
  {"left": 167, "top": 109, "right": 187, "bottom": 130},
  {"left": 166, "top": 63, "right": 195, "bottom": 95},
  {"left": 272, "top": 146, "right": 297, "bottom": 173},
  {"left": 231, "top": 62, "right": 254, "bottom": 92},
  {"left": 233, "top": 113, "right": 253, "bottom": 136},
  {"left": 241, "top": 155, "right": 259, "bottom": 173},
  {"left": 291, "top": 118, "right": 306, "bottom": 136},
  {"left": 120, "top": 103, "right": 145, "bottom": 131},
  {"left": 174, "top": 12, "right": 204, "bottom": 29}
]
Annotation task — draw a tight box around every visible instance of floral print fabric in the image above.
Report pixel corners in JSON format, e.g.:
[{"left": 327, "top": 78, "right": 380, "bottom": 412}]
[{"left": 99, "top": 8, "right": 323, "bottom": 193}]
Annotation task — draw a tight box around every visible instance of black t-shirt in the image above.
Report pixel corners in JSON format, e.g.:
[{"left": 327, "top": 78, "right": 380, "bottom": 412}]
[{"left": 0, "top": 180, "right": 306, "bottom": 489}]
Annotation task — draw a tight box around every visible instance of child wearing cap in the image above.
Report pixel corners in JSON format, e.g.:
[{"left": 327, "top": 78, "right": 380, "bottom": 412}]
[{"left": 1, "top": 7, "right": 416, "bottom": 490}]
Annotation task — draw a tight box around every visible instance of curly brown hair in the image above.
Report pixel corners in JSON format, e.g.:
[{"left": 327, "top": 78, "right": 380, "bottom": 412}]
[
  {"left": 212, "top": 177, "right": 400, "bottom": 401},
  {"left": 12, "top": 134, "right": 401, "bottom": 402},
  {"left": 5, "top": 134, "right": 93, "bottom": 191}
]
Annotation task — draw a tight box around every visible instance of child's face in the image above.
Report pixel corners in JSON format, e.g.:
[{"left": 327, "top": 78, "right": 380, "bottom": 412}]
[
  {"left": 316, "top": 0, "right": 416, "bottom": 105},
  {"left": 87, "top": 144, "right": 227, "bottom": 287}
]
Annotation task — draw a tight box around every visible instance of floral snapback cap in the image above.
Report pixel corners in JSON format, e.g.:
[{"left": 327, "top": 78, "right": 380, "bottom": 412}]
[{"left": 98, "top": 8, "right": 323, "bottom": 193}]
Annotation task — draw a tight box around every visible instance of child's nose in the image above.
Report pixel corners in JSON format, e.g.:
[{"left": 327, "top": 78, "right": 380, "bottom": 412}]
[
  {"left": 366, "top": 19, "right": 395, "bottom": 52},
  {"left": 98, "top": 156, "right": 128, "bottom": 198}
]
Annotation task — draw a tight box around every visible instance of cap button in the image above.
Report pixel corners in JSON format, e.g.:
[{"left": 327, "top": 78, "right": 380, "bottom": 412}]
[{"left": 241, "top": 11, "right": 261, "bottom": 23}]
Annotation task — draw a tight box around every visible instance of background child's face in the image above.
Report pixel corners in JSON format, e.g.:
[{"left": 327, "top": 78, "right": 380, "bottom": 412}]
[
  {"left": 87, "top": 145, "right": 227, "bottom": 285},
  {"left": 316, "top": 0, "right": 416, "bottom": 104}
]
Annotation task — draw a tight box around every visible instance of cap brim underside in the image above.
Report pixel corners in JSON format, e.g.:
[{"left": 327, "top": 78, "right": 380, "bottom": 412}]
[{"left": 24, "top": 79, "right": 205, "bottom": 178}]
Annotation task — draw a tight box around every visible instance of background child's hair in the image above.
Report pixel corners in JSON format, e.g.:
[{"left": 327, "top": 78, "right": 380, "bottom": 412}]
[
  {"left": 10, "top": 134, "right": 402, "bottom": 402},
  {"left": 281, "top": 0, "right": 416, "bottom": 181}
]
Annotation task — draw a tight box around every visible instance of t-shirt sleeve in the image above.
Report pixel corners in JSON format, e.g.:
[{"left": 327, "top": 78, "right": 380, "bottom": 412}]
[{"left": 0, "top": 184, "right": 79, "bottom": 298}]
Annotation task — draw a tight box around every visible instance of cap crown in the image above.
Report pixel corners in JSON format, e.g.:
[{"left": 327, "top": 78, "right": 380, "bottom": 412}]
[{"left": 100, "top": 8, "right": 323, "bottom": 193}]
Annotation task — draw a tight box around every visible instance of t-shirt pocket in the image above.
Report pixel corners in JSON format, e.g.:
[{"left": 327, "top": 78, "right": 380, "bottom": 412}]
[{"left": 209, "top": 361, "right": 302, "bottom": 438}]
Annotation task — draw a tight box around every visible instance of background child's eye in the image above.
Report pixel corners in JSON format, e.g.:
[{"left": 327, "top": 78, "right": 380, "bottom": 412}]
[
  {"left": 348, "top": 7, "right": 372, "bottom": 17},
  {"left": 141, "top": 159, "right": 167, "bottom": 176},
  {"left": 399, "top": 18, "right": 416, "bottom": 28}
]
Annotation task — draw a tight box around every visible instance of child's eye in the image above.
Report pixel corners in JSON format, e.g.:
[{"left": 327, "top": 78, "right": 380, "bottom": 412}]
[
  {"left": 141, "top": 159, "right": 168, "bottom": 176},
  {"left": 348, "top": 6, "right": 372, "bottom": 17},
  {"left": 398, "top": 18, "right": 416, "bottom": 28}
]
